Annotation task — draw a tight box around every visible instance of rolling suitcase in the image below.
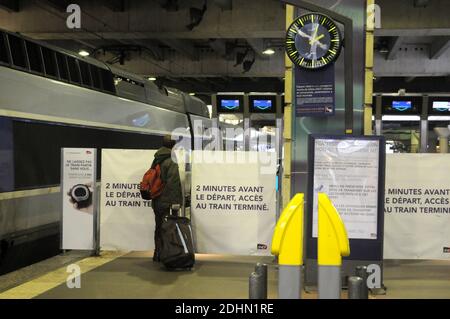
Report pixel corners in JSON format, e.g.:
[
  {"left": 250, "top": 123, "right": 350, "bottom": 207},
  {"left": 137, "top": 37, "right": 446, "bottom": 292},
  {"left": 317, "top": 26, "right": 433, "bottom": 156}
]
[{"left": 159, "top": 205, "right": 195, "bottom": 270}]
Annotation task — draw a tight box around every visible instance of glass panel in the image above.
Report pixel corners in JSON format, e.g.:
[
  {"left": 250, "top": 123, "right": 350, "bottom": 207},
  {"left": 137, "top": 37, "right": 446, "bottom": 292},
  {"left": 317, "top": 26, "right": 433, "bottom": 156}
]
[
  {"left": 0, "top": 33, "right": 9, "bottom": 63},
  {"left": 25, "top": 41, "right": 43, "bottom": 73},
  {"left": 56, "top": 53, "right": 69, "bottom": 81},
  {"left": 41, "top": 47, "right": 58, "bottom": 77},
  {"left": 78, "top": 60, "right": 92, "bottom": 86},
  {"left": 90, "top": 65, "right": 102, "bottom": 90},
  {"left": 8, "top": 34, "right": 27, "bottom": 68},
  {"left": 67, "top": 57, "right": 81, "bottom": 84}
]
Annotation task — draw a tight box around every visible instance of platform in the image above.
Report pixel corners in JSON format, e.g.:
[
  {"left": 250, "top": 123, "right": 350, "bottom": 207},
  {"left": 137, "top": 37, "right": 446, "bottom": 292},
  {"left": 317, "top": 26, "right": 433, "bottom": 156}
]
[{"left": 0, "top": 252, "right": 449, "bottom": 299}]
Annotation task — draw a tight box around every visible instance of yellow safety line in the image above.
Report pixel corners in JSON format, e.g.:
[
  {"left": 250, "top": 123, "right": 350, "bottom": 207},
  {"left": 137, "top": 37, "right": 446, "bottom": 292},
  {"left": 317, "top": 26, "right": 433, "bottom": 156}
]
[
  {"left": 0, "top": 251, "right": 127, "bottom": 299},
  {"left": 0, "top": 186, "right": 60, "bottom": 201},
  {"left": 0, "top": 182, "right": 102, "bottom": 201}
]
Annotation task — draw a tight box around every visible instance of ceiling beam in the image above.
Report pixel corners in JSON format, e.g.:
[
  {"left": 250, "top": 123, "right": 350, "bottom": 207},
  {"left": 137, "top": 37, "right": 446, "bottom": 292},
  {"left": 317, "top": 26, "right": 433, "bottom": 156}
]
[
  {"left": 41, "top": 0, "right": 72, "bottom": 12},
  {"left": 159, "top": 39, "right": 199, "bottom": 61},
  {"left": 0, "top": 0, "right": 18, "bottom": 12},
  {"left": 115, "top": 39, "right": 164, "bottom": 61},
  {"left": 20, "top": 31, "right": 286, "bottom": 40},
  {"left": 103, "top": 0, "right": 126, "bottom": 12},
  {"left": 430, "top": 36, "right": 450, "bottom": 59},
  {"left": 386, "top": 36, "right": 402, "bottom": 60},
  {"left": 213, "top": 0, "right": 232, "bottom": 10},
  {"left": 375, "top": 29, "right": 450, "bottom": 37},
  {"left": 413, "top": 0, "right": 429, "bottom": 8},
  {"left": 246, "top": 39, "right": 269, "bottom": 59},
  {"left": 208, "top": 39, "right": 227, "bottom": 57}
]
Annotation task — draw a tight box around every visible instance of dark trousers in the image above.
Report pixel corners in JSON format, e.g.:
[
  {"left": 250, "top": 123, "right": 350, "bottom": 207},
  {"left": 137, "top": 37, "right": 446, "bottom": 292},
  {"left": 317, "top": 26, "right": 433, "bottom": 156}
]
[{"left": 153, "top": 207, "right": 170, "bottom": 257}]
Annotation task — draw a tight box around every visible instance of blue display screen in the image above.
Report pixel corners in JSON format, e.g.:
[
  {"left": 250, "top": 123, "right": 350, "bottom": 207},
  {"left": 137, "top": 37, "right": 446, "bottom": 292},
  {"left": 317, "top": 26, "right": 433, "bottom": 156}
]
[
  {"left": 221, "top": 99, "right": 240, "bottom": 110},
  {"left": 392, "top": 101, "right": 412, "bottom": 111},
  {"left": 253, "top": 99, "right": 272, "bottom": 110}
]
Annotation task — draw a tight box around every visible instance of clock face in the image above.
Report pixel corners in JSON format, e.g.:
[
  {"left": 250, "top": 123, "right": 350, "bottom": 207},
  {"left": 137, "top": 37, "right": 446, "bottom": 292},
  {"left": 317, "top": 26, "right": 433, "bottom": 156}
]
[{"left": 285, "top": 13, "right": 342, "bottom": 70}]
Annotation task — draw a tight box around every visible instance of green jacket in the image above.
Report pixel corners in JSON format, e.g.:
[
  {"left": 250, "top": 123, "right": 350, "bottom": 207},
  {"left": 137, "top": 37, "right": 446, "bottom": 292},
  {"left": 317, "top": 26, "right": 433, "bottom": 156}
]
[{"left": 151, "top": 147, "right": 183, "bottom": 211}]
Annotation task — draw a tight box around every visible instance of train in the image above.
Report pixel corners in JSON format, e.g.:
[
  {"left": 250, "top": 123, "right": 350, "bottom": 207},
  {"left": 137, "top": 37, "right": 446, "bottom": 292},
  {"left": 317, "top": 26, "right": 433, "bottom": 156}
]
[
  {"left": 0, "top": 28, "right": 274, "bottom": 274},
  {"left": 0, "top": 30, "right": 250, "bottom": 274}
]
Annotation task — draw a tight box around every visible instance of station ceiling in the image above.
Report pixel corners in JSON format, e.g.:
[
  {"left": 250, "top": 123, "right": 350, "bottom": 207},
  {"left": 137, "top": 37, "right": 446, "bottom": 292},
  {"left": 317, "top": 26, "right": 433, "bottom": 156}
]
[{"left": 1, "top": 0, "right": 450, "bottom": 102}]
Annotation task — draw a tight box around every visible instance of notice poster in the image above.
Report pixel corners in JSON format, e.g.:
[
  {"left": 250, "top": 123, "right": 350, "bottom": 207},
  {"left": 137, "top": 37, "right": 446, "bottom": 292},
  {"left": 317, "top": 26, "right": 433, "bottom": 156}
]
[
  {"left": 191, "top": 151, "right": 276, "bottom": 255},
  {"left": 295, "top": 66, "right": 335, "bottom": 116},
  {"left": 312, "top": 138, "right": 380, "bottom": 239},
  {"left": 384, "top": 154, "right": 450, "bottom": 260},
  {"left": 61, "top": 148, "right": 96, "bottom": 250},
  {"left": 100, "top": 149, "right": 157, "bottom": 251}
]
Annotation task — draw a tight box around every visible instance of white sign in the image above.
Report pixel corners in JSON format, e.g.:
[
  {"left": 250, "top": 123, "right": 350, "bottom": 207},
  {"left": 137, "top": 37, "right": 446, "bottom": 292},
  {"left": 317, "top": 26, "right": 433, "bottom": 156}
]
[
  {"left": 384, "top": 154, "right": 450, "bottom": 260},
  {"left": 191, "top": 151, "right": 276, "bottom": 255},
  {"left": 100, "top": 149, "right": 157, "bottom": 251},
  {"left": 61, "top": 148, "right": 96, "bottom": 250},
  {"left": 312, "top": 139, "right": 380, "bottom": 239}
]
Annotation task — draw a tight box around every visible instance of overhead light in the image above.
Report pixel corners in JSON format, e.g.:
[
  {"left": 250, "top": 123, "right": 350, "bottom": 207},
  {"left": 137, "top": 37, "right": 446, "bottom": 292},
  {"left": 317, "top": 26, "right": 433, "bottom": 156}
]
[
  {"left": 78, "top": 50, "right": 90, "bottom": 57},
  {"left": 147, "top": 76, "right": 157, "bottom": 81},
  {"left": 189, "top": 92, "right": 196, "bottom": 96},
  {"left": 262, "top": 48, "right": 275, "bottom": 55}
]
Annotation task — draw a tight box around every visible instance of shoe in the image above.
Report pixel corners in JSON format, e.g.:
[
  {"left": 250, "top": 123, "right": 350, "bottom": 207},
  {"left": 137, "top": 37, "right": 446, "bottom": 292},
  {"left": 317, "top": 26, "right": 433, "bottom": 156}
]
[{"left": 153, "top": 253, "right": 160, "bottom": 262}]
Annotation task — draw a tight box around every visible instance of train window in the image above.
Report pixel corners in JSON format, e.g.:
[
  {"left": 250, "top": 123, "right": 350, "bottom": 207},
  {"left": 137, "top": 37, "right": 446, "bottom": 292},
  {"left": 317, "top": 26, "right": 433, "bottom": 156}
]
[
  {"left": 25, "top": 41, "right": 43, "bottom": 73},
  {"left": 90, "top": 65, "right": 102, "bottom": 90},
  {"left": 55, "top": 53, "right": 69, "bottom": 81},
  {"left": 8, "top": 34, "right": 28, "bottom": 69},
  {"left": 78, "top": 60, "right": 92, "bottom": 86},
  {"left": 41, "top": 47, "right": 58, "bottom": 77},
  {"left": 0, "top": 33, "right": 9, "bottom": 64},
  {"left": 67, "top": 57, "right": 81, "bottom": 84},
  {"left": 100, "top": 68, "right": 115, "bottom": 93}
]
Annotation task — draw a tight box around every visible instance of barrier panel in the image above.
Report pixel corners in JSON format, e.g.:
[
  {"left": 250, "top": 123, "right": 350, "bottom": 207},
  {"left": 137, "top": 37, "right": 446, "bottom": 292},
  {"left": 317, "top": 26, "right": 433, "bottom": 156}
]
[
  {"left": 384, "top": 154, "right": 450, "bottom": 260},
  {"left": 317, "top": 193, "right": 350, "bottom": 299},
  {"left": 271, "top": 193, "right": 350, "bottom": 299},
  {"left": 271, "top": 193, "right": 304, "bottom": 299},
  {"left": 191, "top": 151, "right": 276, "bottom": 255},
  {"left": 100, "top": 149, "right": 157, "bottom": 251}
]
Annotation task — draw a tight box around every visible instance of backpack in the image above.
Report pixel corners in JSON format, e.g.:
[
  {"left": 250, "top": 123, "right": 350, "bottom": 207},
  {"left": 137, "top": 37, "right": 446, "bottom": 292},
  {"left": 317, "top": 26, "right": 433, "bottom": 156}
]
[{"left": 139, "top": 164, "right": 164, "bottom": 200}]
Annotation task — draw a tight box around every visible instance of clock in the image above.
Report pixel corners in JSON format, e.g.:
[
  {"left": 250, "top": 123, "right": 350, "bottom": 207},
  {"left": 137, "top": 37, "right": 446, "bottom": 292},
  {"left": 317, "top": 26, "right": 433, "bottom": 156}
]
[{"left": 285, "top": 13, "right": 342, "bottom": 70}]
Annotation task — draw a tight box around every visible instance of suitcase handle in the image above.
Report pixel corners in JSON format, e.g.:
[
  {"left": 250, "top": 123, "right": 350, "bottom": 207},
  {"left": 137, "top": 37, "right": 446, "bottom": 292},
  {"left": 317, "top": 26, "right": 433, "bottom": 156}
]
[{"left": 170, "top": 204, "right": 181, "bottom": 216}]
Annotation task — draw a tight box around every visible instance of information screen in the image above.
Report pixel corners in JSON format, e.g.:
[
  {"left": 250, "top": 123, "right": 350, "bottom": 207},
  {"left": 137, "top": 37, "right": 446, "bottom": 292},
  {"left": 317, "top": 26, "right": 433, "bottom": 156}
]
[
  {"left": 381, "top": 96, "right": 421, "bottom": 115},
  {"left": 217, "top": 95, "right": 244, "bottom": 113},
  {"left": 253, "top": 99, "right": 272, "bottom": 110},
  {"left": 221, "top": 99, "right": 240, "bottom": 110},
  {"left": 249, "top": 95, "right": 276, "bottom": 113},
  {"left": 392, "top": 100, "right": 412, "bottom": 112},
  {"left": 432, "top": 101, "right": 450, "bottom": 112}
]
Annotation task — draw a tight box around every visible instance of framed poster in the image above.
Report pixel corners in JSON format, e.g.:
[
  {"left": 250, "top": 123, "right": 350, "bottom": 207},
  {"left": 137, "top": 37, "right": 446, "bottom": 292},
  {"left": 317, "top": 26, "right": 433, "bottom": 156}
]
[
  {"left": 306, "top": 135, "right": 385, "bottom": 261},
  {"left": 61, "top": 148, "right": 97, "bottom": 250}
]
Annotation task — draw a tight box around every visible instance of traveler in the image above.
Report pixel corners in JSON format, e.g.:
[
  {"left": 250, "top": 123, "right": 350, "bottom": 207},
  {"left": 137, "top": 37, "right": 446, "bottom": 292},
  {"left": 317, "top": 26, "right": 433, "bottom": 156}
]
[{"left": 151, "top": 135, "right": 183, "bottom": 262}]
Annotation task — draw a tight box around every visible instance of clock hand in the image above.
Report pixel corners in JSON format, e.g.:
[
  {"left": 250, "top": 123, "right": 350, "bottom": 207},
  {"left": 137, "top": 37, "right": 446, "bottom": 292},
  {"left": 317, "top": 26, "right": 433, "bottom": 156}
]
[
  {"left": 294, "top": 25, "right": 313, "bottom": 40},
  {"left": 309, "top": 34, "right": 325, "bottom": 45},
  {"left": 316, "top": 41, "right": 328, "bottom": 50},
  {"left": 311, "top": 24, "right": 319, "bottom": 41}
]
